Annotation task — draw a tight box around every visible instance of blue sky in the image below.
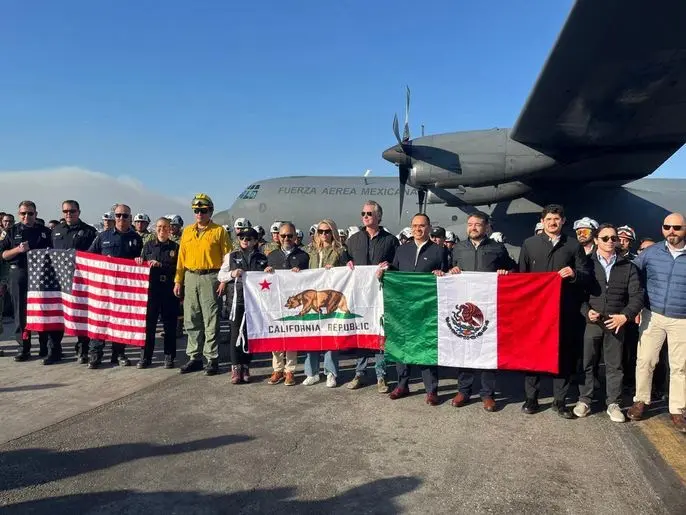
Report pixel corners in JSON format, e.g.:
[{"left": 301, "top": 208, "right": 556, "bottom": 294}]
[{"left": 2, "top": 0, "right": 685, "bottom": 205}]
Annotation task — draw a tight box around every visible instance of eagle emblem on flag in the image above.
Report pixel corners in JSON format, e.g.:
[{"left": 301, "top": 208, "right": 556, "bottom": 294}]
[{"left": 446, "top": 302, "right": 490, "bottom": 340}]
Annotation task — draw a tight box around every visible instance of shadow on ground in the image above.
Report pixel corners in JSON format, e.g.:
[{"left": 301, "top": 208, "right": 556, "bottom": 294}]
[
  {"left": 1, "top": 476, "right": 421, "bottom": 514},
  {"left": 0, "top": 435, "right": 252, "bottom": 491}
]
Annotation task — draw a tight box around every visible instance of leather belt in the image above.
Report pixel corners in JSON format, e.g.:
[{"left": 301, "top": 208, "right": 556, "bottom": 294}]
[{"left": 185, "top": 268, "right": 220, "bottom": 275}]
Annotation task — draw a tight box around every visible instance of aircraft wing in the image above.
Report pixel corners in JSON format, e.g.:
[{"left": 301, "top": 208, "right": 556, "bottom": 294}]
[{"left": 510, "top": 0, "right": 686, "bottom": 158}]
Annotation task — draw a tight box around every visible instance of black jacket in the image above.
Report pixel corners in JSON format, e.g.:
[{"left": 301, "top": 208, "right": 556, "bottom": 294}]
[
  {"left": 227, "top": 249, "right": 268, "bottom": 305},
  {"left": 391, "top": 240, "right": 449, "bottom": 273},
  {"left": 581, "top": 253, "right": 644, "bottom": 321},
  {"left": 51, "top": 220, "right": 98, "bottom": 251},
  {"left": 141, "top": 238, "right": 179, "bottom": 288},
  {"left": 451, "top": 237, "right": 517, "bottom": 272},
  {"left": 519, "top": 232, "right": 592, "bottom": 320},
  {"left": 346, "top": 227, "right": 399, "bottom": 266},
  {"left": 267, "top": 246, "right": 310, "bottom": 271}
]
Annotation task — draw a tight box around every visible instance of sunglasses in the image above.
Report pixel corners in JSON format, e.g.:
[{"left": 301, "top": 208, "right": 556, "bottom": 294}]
[
  {"left": 317, "top": 229, "right": 332, "bottom": 235},
  {"left": 193, "top": 208, "right": 209, "bottom": 214},
  {"left": 18, "top": 212, "right": 35, "bottom": 217},
  {"left": 114, "top": 213, "right": 130, "bottom": 219},
  {"left": 663, "top": 224, "right": 683, "bottom": 231},
  {"left": 361, "top": 211, "right": 374, "bottom": 217},
  {"left": 62, "top": 209, "right": 78, "bottom": 214},
  {"left": 238, "top": 236, "right": 254, "bottom": 241},
  {"left": 279, "top": 233, "right": 294, "bottom": 239},
  {"left": 599, "top": 235, "right": 619, "bottom": 242}
]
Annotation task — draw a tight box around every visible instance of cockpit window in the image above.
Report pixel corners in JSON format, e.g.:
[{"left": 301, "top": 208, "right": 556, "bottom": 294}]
[{"left": 238, "top": 184, "right": 260, "bottom": 200}]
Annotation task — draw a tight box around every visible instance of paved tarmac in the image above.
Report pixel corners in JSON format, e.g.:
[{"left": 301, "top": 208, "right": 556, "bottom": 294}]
[{"left": 0, "top": 321, "right": 685, "bottom": 514}]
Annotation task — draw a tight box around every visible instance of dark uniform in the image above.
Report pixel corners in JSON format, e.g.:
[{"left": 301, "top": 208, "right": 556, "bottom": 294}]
[
  {"left": 50, "top": 220, "right": 98, "bottom": 362},
  {"left": 451, "top": 237, "right": 517, "bottom": 402},
  {"left": 226, "top": 248, "right": 268, "bottom": 367},
  {"left": 140, "top": 237, "right": 180, "bottom": 367},
  {"left": 0, "top": 223, "right": 52, "bottom": 359},
  {"left": 87, "top": 228, "right": 144, "bottom": 367},
  {"left": 390, "top": 239, "right": 450, "bottom": 398}
]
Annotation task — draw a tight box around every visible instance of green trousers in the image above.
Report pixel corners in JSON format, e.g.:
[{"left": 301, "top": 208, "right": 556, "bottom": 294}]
[{"left": 183, "top": 272, "right": 221, "bottom": 361}]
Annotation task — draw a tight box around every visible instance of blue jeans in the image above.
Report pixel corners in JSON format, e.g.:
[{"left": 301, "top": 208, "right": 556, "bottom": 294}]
[
  {"left": 304, "top": 351, "right": 339, "bottom": 377},
  {"left": 354, "top": 350, "right": 386, "bottom": 379}
]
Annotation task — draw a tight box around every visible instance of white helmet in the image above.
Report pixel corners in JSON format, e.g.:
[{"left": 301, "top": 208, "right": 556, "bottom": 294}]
[
  {"left": 296, "top": 229, "right": 304, "bottom": 239},
  {"left": 491, "top": 231, "right": 505, "bottom": 243},
  {"left": 338, "top": 228, "right": 348, "bottom": 238},
  {"left": 234, "top": 217, "right": 252, "bottom": 230},
  {"left": 348, "top": 226, "right": 360, "bottom": 236},
  {"left": 445, "top": 230, "right": 456, "bottom": 243},
  {"left": 254, "top": 225, "right": 265, "bottom": 238},
  {"left": 102, "top": 211, "right": 114, "bottom": 221},
  {"left": 133, "top": 213, "right": 151, "bottom": 224},
  {"left": 309, "top": 224, "right": 317, "bottom": 235},
  {"left": 401, "top": 227, "right": 413, "bottom": 238},
  {"left": 169, "top": 215, "right": 184, "bottom": 226},
  {"left": 222, "top": 224, "right": 232, "bottom": 233},
  {"left": 270, "top": 221, "right": 282, "bottom": 233}
]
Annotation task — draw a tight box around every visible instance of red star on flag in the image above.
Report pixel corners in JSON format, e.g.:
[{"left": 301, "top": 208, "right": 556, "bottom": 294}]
[{"left": 259, "top": 279, "right": 272, "bottom": 290}]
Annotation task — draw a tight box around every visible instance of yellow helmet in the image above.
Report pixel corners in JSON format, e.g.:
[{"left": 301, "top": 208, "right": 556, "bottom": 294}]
[{"left": 191, "top": 193, "right": 214, "bottom": 209}]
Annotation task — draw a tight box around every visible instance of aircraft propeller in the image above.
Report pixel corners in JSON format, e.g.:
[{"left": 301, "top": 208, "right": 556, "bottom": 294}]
[{"left": 392, "top": 86, "right": 422, "bottom": 218}]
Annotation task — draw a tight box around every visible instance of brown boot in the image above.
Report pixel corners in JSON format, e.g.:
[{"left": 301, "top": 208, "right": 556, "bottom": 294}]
[
  {"left": 451, "top": 392, "right": 468, "bottom": 407},
  {"left": 627, "top": 401, "right": 646, "bottom": 421}
]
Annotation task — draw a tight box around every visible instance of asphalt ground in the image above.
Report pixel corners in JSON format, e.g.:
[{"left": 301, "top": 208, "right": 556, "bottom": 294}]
[{"left": 0, "top": 319, "right": 685, "bottom": 514}]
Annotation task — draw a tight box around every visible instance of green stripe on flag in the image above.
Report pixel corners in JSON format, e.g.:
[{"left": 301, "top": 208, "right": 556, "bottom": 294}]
[{"left": 383, "top": 272, "right": 438, "bottom": 365}]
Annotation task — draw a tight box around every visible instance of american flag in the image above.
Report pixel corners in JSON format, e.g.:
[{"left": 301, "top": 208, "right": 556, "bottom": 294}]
[{"left": 25, "top": 249, "right": 151, "bottom": 347}]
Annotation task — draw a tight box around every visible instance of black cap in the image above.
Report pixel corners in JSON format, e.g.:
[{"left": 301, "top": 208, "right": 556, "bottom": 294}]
[
  {"left": 238, "top": 228, "right": 258, "bottom": 239},
  {"left": 430, "top": 227, "right": 446, "bottom": 238}
]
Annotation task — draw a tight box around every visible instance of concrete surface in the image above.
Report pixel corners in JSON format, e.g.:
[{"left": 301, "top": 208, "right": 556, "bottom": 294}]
[{"left": 0, "top": 320, "right": 685, "bottom": 514}]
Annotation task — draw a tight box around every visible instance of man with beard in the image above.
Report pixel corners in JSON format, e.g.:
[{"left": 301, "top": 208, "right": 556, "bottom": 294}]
[
  {"left": 628, "top": 213, "right": 686, "bottom": 433},
  {"left": 449, "top": 211, "right": 516, "bottom": 412},
  {"left": 573, "top": 217, "right": 598, "bottom": 255},
  {"left": 617, "top": 226, "right": 637, "bottom": 260}
]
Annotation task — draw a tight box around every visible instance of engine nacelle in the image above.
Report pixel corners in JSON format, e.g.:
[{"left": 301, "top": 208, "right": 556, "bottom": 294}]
[{"left": 425, "top": 181, "right": 532, "bottom": 206}]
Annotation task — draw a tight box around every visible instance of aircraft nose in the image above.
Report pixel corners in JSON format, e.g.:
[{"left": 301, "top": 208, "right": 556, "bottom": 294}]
[{"left": 382, "top": 145, "right": 410, "bottom": 167}]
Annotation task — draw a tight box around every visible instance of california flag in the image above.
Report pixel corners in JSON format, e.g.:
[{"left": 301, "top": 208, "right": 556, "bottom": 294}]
[
  {"left": 383, "top": 272, "right": 561, "bottom": 374},
  {"left": 244, "top": 265, "right": 384, "bottom": 352}
]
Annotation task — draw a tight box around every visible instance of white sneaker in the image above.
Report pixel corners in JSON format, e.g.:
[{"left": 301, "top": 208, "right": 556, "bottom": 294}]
[
  {"left": 573, "top": 401, "right": 590, "bottom": 418},
  {"left": 607, "top": 403, "right": 626, "bottom": 423},
  {"left": 302, "top": 375, "right": 320, "bottom": 386},
  {"left": 326, "top": 372, "right": 337, "bottom": 388}
]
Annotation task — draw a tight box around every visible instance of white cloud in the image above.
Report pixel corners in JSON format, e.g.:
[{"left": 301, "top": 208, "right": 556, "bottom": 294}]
[{"left": 0, "top": 167, "right": 193, "bottom": 225}]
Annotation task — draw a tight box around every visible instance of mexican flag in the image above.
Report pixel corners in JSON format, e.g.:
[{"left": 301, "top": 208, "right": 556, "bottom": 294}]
[
  {"left": 383, "top": 272, "right": 561, "bottom": 374},
  {"left": 243, "top": 265, "right": 384, "bottom": 352}
]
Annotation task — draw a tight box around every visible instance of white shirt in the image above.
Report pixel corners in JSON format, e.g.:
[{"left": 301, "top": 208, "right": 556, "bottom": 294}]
[{"left": 666, "top": 241, "right": 686, "bottom": 259}]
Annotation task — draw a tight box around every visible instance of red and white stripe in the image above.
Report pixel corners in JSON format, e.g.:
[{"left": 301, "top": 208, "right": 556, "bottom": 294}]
[{"left": 26, "top": 251, "right": 150, "bottom": 347}]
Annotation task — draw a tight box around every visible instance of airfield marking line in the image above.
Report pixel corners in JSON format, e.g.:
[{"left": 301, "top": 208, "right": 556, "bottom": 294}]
[{"left": 638, "top": 415, "right": 686, "bottom": 484}]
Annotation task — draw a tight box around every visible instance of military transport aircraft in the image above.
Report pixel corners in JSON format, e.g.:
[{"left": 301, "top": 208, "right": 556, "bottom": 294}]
[{"left": 215, "top": 0, "right": 686, "bottom": 248}]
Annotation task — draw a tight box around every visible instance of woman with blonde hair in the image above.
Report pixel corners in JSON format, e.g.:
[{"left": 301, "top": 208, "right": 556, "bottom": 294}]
[{"left": 302, "top": 219, "right": 350, "bottom": 387}]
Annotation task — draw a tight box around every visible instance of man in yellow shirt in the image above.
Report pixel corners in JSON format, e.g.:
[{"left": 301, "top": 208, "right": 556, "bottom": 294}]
[{"left": 174, "top": 193, "right": 231, "bottom": 375}]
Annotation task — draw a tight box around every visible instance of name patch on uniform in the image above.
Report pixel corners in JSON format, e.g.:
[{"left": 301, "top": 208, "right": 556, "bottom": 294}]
[{"left": 170, "top": 250, "right": 175, "bottom": 257}]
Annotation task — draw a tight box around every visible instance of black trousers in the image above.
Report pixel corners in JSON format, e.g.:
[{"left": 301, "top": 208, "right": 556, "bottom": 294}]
[
  {"left": 229, "top": 303, "right": 251, "bottom": 366},
  {"left": 579, "top": 323, "right": 624, "bottom": 406},
  {"left": 457, "top": 368, "right": 496, "bottom": 398},
  {"left": 396, "top": 363, "right": 439, "bottom": 394},
  {"left": 142, "top": 286, "right": 178, "bottom": 361}
]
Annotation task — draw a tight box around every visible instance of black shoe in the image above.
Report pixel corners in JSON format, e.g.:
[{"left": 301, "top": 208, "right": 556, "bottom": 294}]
[
  {"left": 204, "top": 359, "right": 219, "bottom": 376},
  {"left": 521, "top": 398, "right": 539, "bottom": 415},
  {"left": 118, "top": 357, "right": 131, "bottom": 367},
  {"left": 179, "top": 359, "right": 204, "bottom": 374},
  {"left": 14, "top": 353, "right": 30, "bottom": 362},
  {"left": 164, "top": 356, "right": 175, "bottom": 369},
  {"left": 137, "top": 359, "right": 151, "bottom": 369},
  {"left": 77, "top": 356, "right": 88, "bottom": 365},
  {"left": 38, "top": 349, "right": 48, "bottom": 358},
  {"left": 43, "top": 354, "right": 62, "bottom": 365},
  {"left": 87, "top": 358, "right": 101, "bottom": 369},
  {"left": 551, "top": 400, "right": 575, "bottom": 419}
]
